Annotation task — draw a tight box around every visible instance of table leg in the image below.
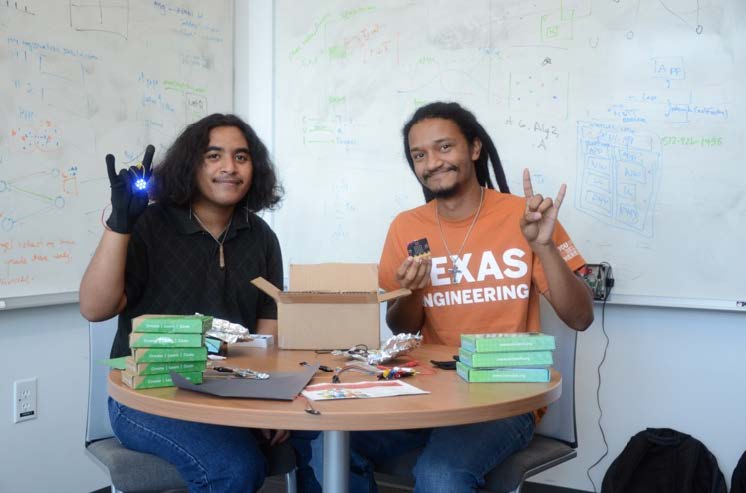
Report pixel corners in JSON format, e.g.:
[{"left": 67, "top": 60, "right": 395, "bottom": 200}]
[{"left": 322, "top": 430, "right": 349, "bottom": 493}]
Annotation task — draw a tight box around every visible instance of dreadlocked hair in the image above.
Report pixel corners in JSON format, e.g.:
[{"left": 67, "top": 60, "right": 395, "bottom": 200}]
[{"left": 401, "top": 101, "right": 509, "bottom": 202}]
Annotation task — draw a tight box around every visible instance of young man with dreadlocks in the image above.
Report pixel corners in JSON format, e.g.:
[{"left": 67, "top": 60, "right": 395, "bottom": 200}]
[
  {"left": 311, "top": 102, "right": 594, "bottom": 492},
  {"left": 80, "top": 113, "right": 320, "bottom": 493}
]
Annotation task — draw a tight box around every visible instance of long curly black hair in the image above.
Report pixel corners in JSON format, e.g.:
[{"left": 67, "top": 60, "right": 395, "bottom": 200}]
[
  {"left": 151, "top": 113, "right": 283, "bottom": 212},
  {"left": 402, "top": 101, "right": 510, "bottom": 202}
]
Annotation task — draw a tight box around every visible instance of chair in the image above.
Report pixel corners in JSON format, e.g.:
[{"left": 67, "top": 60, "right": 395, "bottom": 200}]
[
  {"left": 85, "top": 317, "right": 299, "bottom": 493},
  {"left": 374, "top": 322, "right": 578, "bottom": 493}
]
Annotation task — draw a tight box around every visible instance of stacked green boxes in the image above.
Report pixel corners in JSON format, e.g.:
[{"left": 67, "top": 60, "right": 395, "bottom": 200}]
[
  {"left": 457, "top": 332, "right": 555, "bottom": 383},
  {"left": 121, "top": 315, "right": 211, "bottom": 389}
]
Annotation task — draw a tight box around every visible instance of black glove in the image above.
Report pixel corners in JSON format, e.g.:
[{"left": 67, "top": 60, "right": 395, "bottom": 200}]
[{"left": 105, "top": 145, "right": 155, "bottom": 234}]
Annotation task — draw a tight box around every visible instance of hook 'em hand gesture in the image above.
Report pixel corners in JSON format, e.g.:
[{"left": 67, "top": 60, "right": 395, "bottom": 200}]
[
  {"left": 520, "top": 168, "right": 566, "bottom": 248},
  {"left": 105, "top": 145, "right": 155, "bottom": 234}
]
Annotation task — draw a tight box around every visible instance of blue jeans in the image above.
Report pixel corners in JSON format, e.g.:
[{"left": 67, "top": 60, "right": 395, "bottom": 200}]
[
  {"left": 109, "top": 398, "right": 321, "bottom": 493},
  {"left": 310, "top": 412, "right": 535, "bottom": 493},
  {"left": 291, "top": 430, "right": 322, "bottom": 493}
]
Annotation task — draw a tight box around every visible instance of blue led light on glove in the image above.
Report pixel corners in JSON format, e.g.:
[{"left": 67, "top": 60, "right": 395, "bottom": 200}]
[{"left": 128, "top": 161, "right": 149, "bottom": 191}]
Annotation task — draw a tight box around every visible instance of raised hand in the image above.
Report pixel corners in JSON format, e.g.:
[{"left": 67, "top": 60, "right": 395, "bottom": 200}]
[
  {"left": 520, "top": 168, "right": 566, "bottom": 247},
  {"left": 105, "top": 145, "right": 155, "bottom": 234}
]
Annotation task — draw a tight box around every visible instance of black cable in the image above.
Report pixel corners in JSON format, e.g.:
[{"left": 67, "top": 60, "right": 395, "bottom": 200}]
[{"left": 586, "top": 262, "right": 612, "bottom": 492}]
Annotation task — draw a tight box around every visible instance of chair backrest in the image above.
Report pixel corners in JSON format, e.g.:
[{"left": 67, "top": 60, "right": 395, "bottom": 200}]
[
  {"left": 534, "top": 317, "right": 578, "bottom": 447},
  {"left": 86, "top": 317, "right": 119, "bottom": 443}
]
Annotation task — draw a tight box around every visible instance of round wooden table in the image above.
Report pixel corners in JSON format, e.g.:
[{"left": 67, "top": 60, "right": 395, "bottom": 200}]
[{"left": 109, "top": 344, "right": 561, "bottom": 493}]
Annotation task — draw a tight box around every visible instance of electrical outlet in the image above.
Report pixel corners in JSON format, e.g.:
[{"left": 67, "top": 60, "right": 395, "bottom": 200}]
[{"left": 13, "top": 378, "right": 37, "bottom": 423}]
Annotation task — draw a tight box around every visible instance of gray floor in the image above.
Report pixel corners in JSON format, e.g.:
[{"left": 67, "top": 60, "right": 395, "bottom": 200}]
[
  {"left": 258, "top": 476, "right": 405, "bottom": 493},
  {"left": 258, "top": 476, "right": 587, "bottom": 493},
  {"left": 90, "top": 474, "right": 406, "bottom": 493},
  {"left": 93, "top": 477, "right": 585, "bottom": 493}
]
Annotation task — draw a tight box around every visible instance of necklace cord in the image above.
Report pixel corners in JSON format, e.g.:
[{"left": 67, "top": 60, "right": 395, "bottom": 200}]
[
  {"left": 191, "top": 206, "right": 233, "bottom": 269},
  {"left": 435, "top": 187, "right": 485, "bottom": 282}
]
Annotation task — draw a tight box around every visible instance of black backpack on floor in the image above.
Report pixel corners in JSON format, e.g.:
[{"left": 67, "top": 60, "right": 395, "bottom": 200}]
[{"left": 602, "top": 428, "right": 726, "bottom": 493}]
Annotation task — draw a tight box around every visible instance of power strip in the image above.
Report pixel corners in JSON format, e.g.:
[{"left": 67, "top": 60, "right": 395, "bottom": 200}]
[{"left": 581, "top": 263, "right": 614, "bottom": 301}]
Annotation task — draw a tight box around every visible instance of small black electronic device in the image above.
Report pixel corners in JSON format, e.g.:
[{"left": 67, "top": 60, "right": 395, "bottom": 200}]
[
  {"left": 407, "top": 238, "right": 431, "bottom": 260},
  {"left": 430, "top": 355, "right": 459, "bottom": 370},
  {"left": 580, "top": 263, "right": 614, "bottom": 301}
]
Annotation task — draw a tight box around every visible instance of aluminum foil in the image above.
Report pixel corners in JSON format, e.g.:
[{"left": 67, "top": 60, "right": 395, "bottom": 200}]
[
  {"left": 200, "top": 314, "right": 249, "bottom": 344},
  {"left": 344, "top": 332, "right": 422, "bottom": 365}
]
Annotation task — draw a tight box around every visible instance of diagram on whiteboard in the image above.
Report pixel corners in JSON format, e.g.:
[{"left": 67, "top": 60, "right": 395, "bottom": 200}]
[{"left": 575, "top": 122, "right": 660, "bottom": 237}]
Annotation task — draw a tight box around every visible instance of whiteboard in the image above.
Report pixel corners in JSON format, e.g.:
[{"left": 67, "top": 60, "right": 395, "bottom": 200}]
[
  {"left": 273, "top": 0, "right": 746, "bottom": 311},
  {"left": 0, "top": 0, "right": 234, "bottom": 308}
]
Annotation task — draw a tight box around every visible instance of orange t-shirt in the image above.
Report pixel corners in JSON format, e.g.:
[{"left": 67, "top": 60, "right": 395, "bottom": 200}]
[{"left": 378, "top": 189, "right": 586, "bottom": 346}]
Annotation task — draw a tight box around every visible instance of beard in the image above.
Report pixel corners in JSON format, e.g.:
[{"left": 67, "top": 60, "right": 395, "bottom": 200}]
[
  {"left": 422, "top": 165, "right": 461, "bottom": 199},
  {"left": 429, "top": 182, "right": 461, "bottom": 199}
]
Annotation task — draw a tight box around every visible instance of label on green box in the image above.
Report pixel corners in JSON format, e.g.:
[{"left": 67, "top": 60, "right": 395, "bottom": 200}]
[
  {"left": 460, "top": 333, "right": 555, "bottom": 353},
  {"left": 458, "top": 348, "right": 553, "bottom": 368},
  {"left": 129, "top": 332, "right": 204, "bottom": 348},
  {"left": 131, "top": 315, "right": 213, "bottom": 334},
  {"left": 125, "top": 357, "right": 207, "bottom": 376},
  {"left": 456, "top": 361, "right": 550, "bottom": 383},
  {"left": 131, "top": 347, "right": 208, "bottom": 363},
  {"left": 121, "top": 370, "right": 203, "bottom": 389}
]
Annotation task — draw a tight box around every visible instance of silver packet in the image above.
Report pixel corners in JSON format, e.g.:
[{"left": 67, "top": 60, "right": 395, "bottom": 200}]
[
  {"left": 199, "top": 313, "right": 249, "bottom": 344},
  {"left": 342, "top": 332, "right": 423, "bottom": 365}
]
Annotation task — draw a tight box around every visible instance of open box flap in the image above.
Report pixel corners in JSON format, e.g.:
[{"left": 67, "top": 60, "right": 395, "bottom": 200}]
[
  {"left": 289, "top": 263, "right": 378, "bottom": 292},
  {"left": 278, "top": 292, "right": 379, "bottom": 304},
  {"left": 251, "top": 277, "right": 281, "bottom": 302},
  {"left": 377, "top": 288, "right": 412, "bottom": 303}
]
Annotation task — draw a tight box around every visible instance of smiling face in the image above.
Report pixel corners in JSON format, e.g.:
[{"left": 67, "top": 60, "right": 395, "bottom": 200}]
[
  {"left": 193, "top": 125, "right": 253, "bottom": 211},
  {"left": 408, "top": 118, "right": 482, "bottom": 199}
]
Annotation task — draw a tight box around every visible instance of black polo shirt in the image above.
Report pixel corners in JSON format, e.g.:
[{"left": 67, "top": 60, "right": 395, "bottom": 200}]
[{"left": 110, "top": 203, "right": 283, "bottom": 358}]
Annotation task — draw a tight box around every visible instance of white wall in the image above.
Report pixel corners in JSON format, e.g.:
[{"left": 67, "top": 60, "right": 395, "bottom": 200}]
[
  {"left": 534, "top": 302, "right": 746, "bottom": 491},
  {"left": 0, "top": 304, "right": 108, "bottom": 492}
]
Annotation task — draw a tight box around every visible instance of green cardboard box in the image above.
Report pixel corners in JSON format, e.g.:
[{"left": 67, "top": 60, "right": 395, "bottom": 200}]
[
  {"left": 125, "top": 357, "right": 207, "bottom": 376},
  {"left": 129, "top": 332, "right": 204, "bottom": 348},
  {"left": 121, "top": 370, "right": 203, "bottom": 389},
  {"left": 458, "top": 348, "right": 553, "bottom": 368},
  {"left": 131, "top": 314, "right": 213, "bottom": 334},
  {"left": 131, "top": 347, "right": 208, "bottom": 363},
  {"left": 460, "top": 332, "right": 555, "bottom": 353},
  {"left": 456, "top": 361, "right": 550, "bottom": 383}
]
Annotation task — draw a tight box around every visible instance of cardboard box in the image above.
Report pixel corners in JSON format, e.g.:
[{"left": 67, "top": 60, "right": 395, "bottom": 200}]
[
  {"left": 460, "top": 332, "right": 556, "bottom": 353},
  {"left": 456, "top": 361, "right": 550, "bottom": 383},
  {"left": 458, "top": 348, "right": 554, "bottom": 368},
  {"left": 129, "top": 332, "right": 204, "bottom": 348},
  {"left": 132, "top": 314, "right": 212, "bottom": 334},
  {"left": 125, "top": 357, "right": 207, "bottom": 376},
  {"left": 131, "top": 347, "right": 208, "bottom": 363},
  {"left": 252, "top": 263, "right": 410, "bottom": 350},
  {"left": 121, "top": 370, "right": 203, "bottom": 389}
]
